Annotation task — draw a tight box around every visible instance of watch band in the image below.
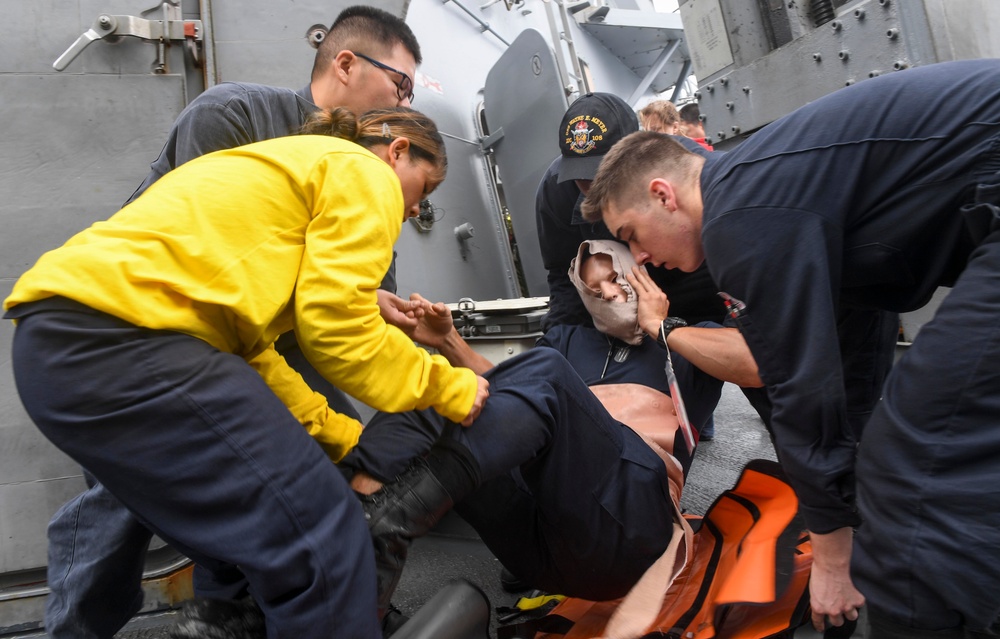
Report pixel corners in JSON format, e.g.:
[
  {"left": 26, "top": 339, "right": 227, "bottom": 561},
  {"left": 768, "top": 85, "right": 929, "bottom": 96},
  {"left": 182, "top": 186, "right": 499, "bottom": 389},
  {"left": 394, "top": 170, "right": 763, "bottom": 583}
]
[{"left": 659, "top": 317, "right": 688, "bottom": 347}]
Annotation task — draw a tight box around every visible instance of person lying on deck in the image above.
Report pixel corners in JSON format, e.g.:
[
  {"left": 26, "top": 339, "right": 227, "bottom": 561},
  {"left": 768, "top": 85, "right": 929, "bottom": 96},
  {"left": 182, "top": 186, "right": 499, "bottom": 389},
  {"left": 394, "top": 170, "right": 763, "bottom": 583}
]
[{"left": 342, "top": 239, "right": 762, "bottom": 620}]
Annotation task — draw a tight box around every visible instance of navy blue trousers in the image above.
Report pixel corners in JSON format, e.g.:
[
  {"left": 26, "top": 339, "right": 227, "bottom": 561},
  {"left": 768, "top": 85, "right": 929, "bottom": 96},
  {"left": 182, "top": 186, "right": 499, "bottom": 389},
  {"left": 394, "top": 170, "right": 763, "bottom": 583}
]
[
  {"left": 40, "top": 329, "right": 362, "bottom": 638},
  {"left": 344, "top": 348, "right": 676, "bottom": 601},
  {"left": 855, "top": 231, "right": 1000, "bottom": 632},
  {"left": 10, "top": 302, "right": 379, "bottom": 639}
]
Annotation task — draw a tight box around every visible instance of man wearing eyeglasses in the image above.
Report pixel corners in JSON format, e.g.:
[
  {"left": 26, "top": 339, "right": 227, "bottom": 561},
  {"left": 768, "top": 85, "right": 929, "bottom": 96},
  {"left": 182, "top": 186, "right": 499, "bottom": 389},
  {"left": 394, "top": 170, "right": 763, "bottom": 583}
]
[
  {"left": 350, "top": 51, "right": 416, "bottom": 105},
  {"left": 43, "top": 6, "right": 424, "bottom": 639}
]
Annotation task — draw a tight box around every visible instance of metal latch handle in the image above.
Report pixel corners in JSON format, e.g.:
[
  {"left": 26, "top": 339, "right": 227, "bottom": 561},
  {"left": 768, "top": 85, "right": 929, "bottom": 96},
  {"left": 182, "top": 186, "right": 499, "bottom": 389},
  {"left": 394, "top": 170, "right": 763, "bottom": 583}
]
[
  {"left": 52, "top": 15, "right": 118, "bottom": 71},
  {"left": 52, "top": 13, "right": 203, "bottom": 72}
]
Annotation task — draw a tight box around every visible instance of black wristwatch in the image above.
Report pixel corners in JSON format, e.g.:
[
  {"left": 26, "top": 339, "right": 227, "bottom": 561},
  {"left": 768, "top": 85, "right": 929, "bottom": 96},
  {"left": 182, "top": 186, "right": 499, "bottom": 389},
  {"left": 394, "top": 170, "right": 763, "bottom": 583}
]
[{"left": 659, "top": 317, "right": 688, "bottom": 347}]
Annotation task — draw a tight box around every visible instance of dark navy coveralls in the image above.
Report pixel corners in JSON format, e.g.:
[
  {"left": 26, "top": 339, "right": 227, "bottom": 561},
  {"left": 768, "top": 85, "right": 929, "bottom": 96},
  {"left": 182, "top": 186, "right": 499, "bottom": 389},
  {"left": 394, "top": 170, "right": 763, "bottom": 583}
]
[
  {"left": 343, "top": 324, "right": 723, "bottom": 600},
  {"left": 698, "top": 59, "right": 1000, "bottom": 633}
]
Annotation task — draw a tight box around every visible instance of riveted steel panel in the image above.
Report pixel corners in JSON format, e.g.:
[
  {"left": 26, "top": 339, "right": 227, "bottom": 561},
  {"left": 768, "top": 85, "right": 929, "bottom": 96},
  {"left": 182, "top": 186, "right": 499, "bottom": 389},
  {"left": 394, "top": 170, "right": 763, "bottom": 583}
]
[{"left": 681, "top": 0, "right": 1000, "bottom": 146}]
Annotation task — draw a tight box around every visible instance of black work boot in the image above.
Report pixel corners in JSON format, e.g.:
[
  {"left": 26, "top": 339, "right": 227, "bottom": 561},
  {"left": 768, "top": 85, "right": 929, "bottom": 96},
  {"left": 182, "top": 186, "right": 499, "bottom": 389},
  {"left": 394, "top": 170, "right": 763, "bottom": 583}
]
[
  {"left": 170, "top": 594, "right": 406, "bottom": 639},
  {"left": 357, "top": 457, "right": 455, "bottom": 623},
  {"left": 381, "top": 603, "right": 410, "bottom": 637},
  {"left": 169, "top": 596, "right": 266, "bottom": 639},
  {"left": 500, "top": 566, "right": 533, "bottom": 593}
]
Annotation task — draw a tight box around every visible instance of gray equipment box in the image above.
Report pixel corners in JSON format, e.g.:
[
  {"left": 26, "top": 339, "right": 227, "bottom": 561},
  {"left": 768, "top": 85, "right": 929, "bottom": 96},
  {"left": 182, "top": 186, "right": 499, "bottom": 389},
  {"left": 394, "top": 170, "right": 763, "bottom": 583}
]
[
  {"left": 449, "top": 297, "right": 548, "bottom": 338},
  {"left": 446, "top": 297, "right": 549, "bottom": 366}
]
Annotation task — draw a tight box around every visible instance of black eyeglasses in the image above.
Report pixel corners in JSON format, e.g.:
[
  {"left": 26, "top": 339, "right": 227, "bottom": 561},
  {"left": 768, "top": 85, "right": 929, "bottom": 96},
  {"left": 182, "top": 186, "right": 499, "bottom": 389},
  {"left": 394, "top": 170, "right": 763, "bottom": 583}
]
[{"left": 352, "top": 51, "right": 415, "bottom": 103}]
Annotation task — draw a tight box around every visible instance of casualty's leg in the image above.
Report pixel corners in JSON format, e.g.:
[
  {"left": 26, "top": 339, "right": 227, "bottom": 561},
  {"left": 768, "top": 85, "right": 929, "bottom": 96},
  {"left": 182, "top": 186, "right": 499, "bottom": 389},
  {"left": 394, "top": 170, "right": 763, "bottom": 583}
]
[
  {"left": 352, "top": 348, "right": 577, "bottom": 618},
  {"left": 453, "top": 351, "right": 676, "bottom": 601},
  {"left": 358, "top": 452, "right": 461, "bottom": 620},
  {"left": 342, "top": 408, "right": 448, "bottom": 483},
  {"left": 357, "top": 348, "right": 675, "bottom": 607}
]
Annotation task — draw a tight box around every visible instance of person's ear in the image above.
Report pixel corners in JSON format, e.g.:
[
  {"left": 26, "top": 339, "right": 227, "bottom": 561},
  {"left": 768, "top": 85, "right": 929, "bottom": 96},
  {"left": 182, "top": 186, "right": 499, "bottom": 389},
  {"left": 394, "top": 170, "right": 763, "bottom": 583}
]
[
  {"left": 386, "top": 137, "right": 411, "bottom": 166},
  {"left": 648, "top": 177, "right": 677, "bottom": 212},
  {"left": 332, "top": 50, "right": 356, "bottom": 84}
]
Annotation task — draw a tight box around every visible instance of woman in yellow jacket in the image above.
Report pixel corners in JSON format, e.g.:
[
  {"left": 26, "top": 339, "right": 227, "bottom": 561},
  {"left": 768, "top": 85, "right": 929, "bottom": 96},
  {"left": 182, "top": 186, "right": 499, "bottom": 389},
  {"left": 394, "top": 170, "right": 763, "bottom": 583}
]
[{"left": 2, "top": 107, "right": 488, "bottom": 639}]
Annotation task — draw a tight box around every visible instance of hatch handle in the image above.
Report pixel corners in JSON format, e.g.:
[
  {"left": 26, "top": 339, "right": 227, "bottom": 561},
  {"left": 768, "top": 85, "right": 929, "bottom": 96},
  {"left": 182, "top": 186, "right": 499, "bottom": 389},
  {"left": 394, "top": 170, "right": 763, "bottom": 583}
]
[{"left": 53, "top": 13, "right": 203, "bottom": 72}]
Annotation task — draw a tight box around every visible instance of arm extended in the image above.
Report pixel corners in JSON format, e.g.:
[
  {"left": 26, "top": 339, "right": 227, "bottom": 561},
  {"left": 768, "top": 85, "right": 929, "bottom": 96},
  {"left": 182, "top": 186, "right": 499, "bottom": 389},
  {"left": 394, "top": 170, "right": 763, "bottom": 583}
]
[{"left": 628, "top": 266, "right": 762, "bottom": 387}]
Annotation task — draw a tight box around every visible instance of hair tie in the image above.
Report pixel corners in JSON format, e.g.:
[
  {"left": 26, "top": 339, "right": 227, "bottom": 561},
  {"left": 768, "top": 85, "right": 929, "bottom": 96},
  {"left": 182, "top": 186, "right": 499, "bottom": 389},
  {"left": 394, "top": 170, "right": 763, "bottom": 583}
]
[{"left": 382, "top": 123, "right": 391, "bottom": 138}]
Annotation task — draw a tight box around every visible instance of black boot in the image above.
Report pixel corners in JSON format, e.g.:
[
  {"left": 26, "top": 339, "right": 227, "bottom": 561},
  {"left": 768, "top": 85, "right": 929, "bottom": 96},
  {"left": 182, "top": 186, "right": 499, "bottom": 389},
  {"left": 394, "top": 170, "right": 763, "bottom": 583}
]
[
  {"left": 169, "top": 596, "right": 266, "bottom": 639},
  {"left": 500, "top": 566, "right": 533, "bottom": 593},
  {"left": 170, "top": 594, "right": 407, "bottom": 639},
  {"left": 358, "top": 457, "right": 455, "bottom": 622},
  {"left": 381, "top": 603, "right": 411, "bottom": 638}
]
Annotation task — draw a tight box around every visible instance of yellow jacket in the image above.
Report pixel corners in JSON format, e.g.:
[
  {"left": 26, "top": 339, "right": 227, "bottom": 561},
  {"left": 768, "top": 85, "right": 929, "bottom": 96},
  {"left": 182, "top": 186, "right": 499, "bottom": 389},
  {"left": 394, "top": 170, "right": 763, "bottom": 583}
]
[{"left": 4, "top": 135, "right": 478, "bottom": 461}]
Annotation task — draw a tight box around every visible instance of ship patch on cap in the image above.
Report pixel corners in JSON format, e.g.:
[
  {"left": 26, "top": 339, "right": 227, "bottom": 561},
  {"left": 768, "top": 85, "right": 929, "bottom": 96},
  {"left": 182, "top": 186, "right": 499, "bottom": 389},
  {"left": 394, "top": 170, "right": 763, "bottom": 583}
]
[
  {"left": 566, "top": 116, "right": 604, "bottom": 155},
  {"left": 556, "top": 92, "right": 639, "bottom": 183}
]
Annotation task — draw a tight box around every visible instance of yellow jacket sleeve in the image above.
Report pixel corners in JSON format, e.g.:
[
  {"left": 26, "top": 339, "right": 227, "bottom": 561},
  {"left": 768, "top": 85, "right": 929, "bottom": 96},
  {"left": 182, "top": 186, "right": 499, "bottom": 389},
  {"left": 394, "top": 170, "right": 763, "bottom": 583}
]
[
  {"left": 247, "top": 343, "right": 362, "bottom": 462},
  {"left": 294, "top": 153, "right": 478, "bottom": 423}
]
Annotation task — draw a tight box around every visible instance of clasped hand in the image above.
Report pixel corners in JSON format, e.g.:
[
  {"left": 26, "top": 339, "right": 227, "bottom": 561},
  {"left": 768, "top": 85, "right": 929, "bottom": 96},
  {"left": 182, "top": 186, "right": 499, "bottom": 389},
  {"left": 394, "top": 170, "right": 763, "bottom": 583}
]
[{"left": 382, "top": 292, "right": 488, "bottom": 427}]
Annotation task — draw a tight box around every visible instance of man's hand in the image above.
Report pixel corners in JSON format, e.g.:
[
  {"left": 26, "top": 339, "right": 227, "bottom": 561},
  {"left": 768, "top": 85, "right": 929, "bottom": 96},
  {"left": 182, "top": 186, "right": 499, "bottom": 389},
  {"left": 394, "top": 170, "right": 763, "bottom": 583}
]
[
  {"left": 460, "top": 376, "right": 490, "bottom": 426},
  {"left": 408, "top": 293, "right": 454, "bottom": 349},
  {"left": 377, "top": 289, "right": 423, "bottom": 336},
  {"left": 627, "top": 266, "right": 671, "bottom": 338},
  {"left": 809, "top": 527, "right": 865, "bottom": 632}
]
